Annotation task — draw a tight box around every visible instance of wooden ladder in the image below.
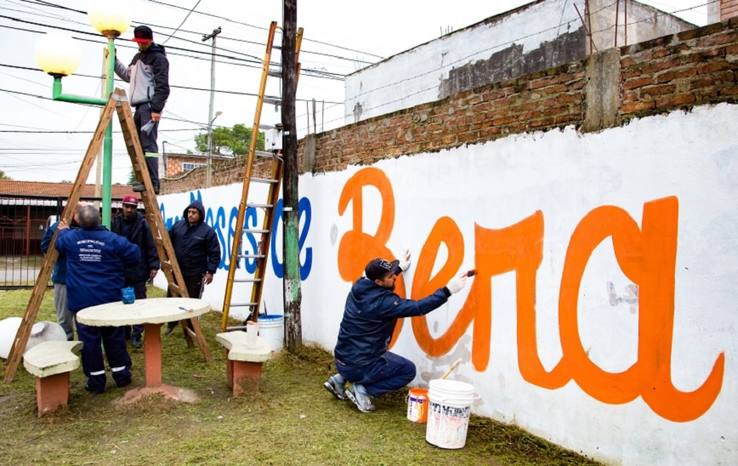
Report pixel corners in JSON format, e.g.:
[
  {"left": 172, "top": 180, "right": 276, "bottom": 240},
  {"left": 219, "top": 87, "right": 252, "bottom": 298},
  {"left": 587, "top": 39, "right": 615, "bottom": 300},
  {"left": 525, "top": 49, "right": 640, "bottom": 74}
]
[
  {"left": 4, "top": 90, "right": 211, "bottom": 383},
  {"left": 220, "top": 21, "right": 303, "bottom": 331}
]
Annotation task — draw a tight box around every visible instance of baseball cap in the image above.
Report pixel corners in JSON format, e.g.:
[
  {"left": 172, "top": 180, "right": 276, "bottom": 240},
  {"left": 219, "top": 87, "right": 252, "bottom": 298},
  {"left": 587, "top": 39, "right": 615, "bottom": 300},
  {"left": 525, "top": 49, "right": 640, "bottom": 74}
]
[
  {"left": 364, "top": 258, "right": 400, "bottom": 281},
  {"left": 122, "top": 195, "right": 139, "bottom": 206},
  {"left": 132, "top": 25, "right": 154, "bottom": 44}
]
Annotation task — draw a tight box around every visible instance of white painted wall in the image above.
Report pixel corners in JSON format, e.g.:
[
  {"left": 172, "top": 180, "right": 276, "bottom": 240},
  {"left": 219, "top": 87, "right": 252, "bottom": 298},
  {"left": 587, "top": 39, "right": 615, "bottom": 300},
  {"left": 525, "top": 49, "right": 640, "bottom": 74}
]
[
  {"left": 344, "top": 0, "right": 582, "bottom": 123},
  {"left": 158, "top": 103, "right": 738, "bottom": 465}
]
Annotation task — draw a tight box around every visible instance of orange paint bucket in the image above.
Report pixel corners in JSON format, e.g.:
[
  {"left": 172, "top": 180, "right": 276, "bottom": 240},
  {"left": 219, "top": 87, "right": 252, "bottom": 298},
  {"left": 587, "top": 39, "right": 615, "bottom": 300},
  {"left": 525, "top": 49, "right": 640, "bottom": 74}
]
[{"left": 407, "top": 387, "right": 429, "bottom": 423}]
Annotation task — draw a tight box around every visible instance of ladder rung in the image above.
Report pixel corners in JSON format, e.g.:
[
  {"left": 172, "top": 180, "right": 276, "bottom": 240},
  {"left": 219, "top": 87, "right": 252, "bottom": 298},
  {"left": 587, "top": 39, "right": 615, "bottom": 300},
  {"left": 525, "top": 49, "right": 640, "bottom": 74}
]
[
  {"left": 255, "top": 150, "right": 276, "bottom": 158},
  {"left": 244, "top": 229, "right": 270, "bottom": 234},
  {"left": 233, "top": 278, "right": 262, "bottom": 283},
  {"left": 268, "top": 70, "right": 281, "bottom": 78},
  {"left": 230, "top": 302, "right": 259, "bottom": 307},
  {"left": 247, "top": 202, "right": 273, "bottom": 209},
  {"left": 238, "top": 254, "right": 266, "bottom": 259},
  {"left": 250, "top": 177, "right": 279, "bottom": 184},
  {"left": 264, "top": 97, "right": 281, "bottom": 105}
]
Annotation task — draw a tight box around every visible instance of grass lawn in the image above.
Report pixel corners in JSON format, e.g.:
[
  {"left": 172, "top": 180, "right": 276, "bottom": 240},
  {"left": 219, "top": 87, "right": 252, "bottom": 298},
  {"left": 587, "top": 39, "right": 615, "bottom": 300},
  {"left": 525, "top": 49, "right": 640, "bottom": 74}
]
[{"left": 0, "top": 288, "right": 599, "bottom": 465}]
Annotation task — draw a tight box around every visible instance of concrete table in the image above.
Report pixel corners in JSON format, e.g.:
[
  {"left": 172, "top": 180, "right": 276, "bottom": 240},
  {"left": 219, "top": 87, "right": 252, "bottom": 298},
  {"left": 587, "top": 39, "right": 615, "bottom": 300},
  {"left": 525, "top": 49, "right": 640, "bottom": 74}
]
[{"left": 76, "top": 297, "right": 210, "bottom": 404}]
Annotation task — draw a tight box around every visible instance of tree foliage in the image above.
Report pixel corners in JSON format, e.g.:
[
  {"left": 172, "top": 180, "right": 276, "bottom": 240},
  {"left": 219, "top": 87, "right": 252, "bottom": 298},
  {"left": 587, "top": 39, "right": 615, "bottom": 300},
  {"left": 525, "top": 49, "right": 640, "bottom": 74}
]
[
  {"left": 0, "top": 170, "right": 11, "bottom": 180},
  {"left": 194, "top": 124, "right": 264, "bottom": 155}
]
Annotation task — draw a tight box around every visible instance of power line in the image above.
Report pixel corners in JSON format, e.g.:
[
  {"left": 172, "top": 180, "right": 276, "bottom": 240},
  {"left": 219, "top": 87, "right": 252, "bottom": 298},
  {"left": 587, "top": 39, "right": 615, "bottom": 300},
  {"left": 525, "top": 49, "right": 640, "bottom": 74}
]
[
  {"left": 0, "top": 62, "right": 344, "bottom": 104},
  {"left": 16, "top": 0, "right": 375, "bottom": 66},
  {"left": 145, "top": 0, "right": 384, "bottom": 59},
  {"left": 160, "top": 0, "right": 201, "bottom": 45},
  {"left": 0, "top": 13, "right": 347, "bottom": 80}
]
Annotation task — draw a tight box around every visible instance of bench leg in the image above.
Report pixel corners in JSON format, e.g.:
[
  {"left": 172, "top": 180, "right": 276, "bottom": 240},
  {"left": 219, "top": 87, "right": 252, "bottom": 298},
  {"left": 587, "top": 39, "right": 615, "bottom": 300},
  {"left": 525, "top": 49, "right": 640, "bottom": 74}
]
[
  {"left": 36, "top": 372, "right": 70, "bottom": 417},
  {"left": 230, "top": 361, "right": 263, "bottom": 396}
]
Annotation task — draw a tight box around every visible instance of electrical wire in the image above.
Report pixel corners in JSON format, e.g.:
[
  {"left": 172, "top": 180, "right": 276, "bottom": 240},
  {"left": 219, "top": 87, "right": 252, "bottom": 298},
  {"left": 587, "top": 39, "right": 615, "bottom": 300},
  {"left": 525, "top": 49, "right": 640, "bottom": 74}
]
[
  {"left": 0, "top": 14, "right": 347, "bottom": 80},
  {"left": 16, "top": 0, "right": 376, "bottom": 66},
  {"left": 145, "top": 0, "right": 384, "bottom": 59},
  {"left": 159, "top": 0, "right": 201, "bottom": 45},
  {"left": 0, "top": 62, "right": 344, "bottom": 104}
]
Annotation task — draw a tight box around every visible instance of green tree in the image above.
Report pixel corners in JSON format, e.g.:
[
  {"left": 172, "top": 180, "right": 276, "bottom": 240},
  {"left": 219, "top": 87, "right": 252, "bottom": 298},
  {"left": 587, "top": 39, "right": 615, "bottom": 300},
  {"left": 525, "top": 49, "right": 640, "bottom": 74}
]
[
  {"left": 0, "top": 170, "right": 11, "bottom": 180},
  {"left": 195, "top": 124, "right": 264, "bottom": 156}
]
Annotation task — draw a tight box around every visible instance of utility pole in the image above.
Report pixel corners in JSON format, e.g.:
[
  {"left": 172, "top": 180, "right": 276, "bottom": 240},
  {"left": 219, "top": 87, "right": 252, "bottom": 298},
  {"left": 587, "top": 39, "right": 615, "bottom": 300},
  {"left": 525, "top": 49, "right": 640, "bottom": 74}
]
[
  {"left": 282, "top": 0, "right": 301, "bottom": 352},
  {"left": 203, "top": 26, "right": 221, "bottom": 187}
]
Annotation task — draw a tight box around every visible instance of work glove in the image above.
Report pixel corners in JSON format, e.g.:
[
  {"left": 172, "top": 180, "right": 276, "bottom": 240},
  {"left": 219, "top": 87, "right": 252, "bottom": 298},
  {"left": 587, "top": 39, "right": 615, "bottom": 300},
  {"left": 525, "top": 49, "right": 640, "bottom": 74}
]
[
  {"left": 446, "top": 273, "right": 469, "bottom": 295},
  {"left": 397, "top": 249, "right": 411, "bottom": 273}
]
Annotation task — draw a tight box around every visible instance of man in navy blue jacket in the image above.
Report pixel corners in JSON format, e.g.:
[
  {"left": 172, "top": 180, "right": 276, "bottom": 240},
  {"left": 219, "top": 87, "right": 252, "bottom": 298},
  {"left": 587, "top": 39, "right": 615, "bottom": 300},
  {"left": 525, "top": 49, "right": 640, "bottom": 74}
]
[
  {"left": 325, "top": 256, "right": 470, "bottom": 412},
  {"left": 56, "top": 203, "right": 141, "bottom": 393},
  {"left": 165, "top": 199, "right": 220, "bottom": 334},
  {"left": 40, "top": 217, "right": 78, "bottom": 340},
  {"left": 111, "top": 195, "right": 160, "bottom": 348}
]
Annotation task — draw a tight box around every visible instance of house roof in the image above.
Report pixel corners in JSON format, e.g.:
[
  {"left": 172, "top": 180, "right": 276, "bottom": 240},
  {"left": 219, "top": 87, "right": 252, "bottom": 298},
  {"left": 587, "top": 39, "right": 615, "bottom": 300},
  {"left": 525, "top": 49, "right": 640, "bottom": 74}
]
[
  {"left": 166, "top": 152, "right": 234, "bottom": 160},
  {"left": 0, "top": 180, "right": 137, "bottom": 199}
]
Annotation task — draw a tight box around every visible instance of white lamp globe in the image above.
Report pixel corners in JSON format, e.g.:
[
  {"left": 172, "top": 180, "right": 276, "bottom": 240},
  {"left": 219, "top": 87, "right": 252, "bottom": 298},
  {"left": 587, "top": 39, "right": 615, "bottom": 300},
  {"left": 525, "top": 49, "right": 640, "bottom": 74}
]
[
  {"left": 88, "top": 1, "right": 130, "bottom": 37},
  {"left": 34, "top": 33, "right": 81, "bottom": 76}
]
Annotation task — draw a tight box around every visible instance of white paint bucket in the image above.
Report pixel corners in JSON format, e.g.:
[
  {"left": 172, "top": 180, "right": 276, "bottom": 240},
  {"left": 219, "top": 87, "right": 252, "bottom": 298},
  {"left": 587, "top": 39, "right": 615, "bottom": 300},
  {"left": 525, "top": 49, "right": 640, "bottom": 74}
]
[
  {"left": 425, "top": 379, "right": 476, "bottom": 449},
  {"left": 257, "top": 314, "right": 284, "bottom": 352}
]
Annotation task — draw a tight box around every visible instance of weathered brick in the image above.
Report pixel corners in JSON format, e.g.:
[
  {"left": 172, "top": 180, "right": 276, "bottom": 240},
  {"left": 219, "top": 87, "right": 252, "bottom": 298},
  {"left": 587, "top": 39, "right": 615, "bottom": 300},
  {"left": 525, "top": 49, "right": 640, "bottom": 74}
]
[
  {"left": 623, "top": 76, "right": 653, "bottom": 90},
  {"left": 621, "top": 100, "right": 656, "bottom": 113},
  {"left": 656, "top": 66, "right": 698, "bottom": 83},
  {"left": 655, "top": 93, "right": 696, "bottom": 108}
]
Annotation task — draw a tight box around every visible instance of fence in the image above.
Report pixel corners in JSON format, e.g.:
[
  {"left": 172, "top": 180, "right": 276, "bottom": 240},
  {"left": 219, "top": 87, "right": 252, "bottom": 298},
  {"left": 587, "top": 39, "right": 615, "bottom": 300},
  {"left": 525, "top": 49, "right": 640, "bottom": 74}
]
[{"left": 0, "top": 195, "right": 116, "bottom": 289}]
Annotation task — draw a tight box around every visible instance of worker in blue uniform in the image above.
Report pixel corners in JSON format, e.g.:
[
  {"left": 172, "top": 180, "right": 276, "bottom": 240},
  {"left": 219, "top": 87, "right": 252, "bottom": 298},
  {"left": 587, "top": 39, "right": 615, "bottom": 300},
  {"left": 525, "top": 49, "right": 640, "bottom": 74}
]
[{"left": 56, "top": 203, "right": 141, "bottom": 393}]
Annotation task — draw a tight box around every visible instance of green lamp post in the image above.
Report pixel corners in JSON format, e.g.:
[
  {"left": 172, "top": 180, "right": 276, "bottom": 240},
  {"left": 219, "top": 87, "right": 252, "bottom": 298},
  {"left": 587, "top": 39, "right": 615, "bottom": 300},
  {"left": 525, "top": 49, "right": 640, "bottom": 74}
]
[{"left": 34, "top": 2, "right": 130, "bottom": 227}]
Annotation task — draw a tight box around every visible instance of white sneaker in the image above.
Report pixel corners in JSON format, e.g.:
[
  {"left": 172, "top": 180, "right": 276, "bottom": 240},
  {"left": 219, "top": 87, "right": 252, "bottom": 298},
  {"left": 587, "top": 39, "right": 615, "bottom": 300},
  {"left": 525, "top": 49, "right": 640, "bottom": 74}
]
[
  {"left": 323, "top": 374, "right": 346, "bottom": 400},
  {"left": 346, "top": 384, "right": 375, "bottom": 413}
]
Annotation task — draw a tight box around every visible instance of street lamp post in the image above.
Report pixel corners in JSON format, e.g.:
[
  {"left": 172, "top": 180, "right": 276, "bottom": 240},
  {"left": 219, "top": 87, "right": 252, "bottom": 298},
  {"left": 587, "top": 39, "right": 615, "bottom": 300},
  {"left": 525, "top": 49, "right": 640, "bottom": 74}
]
[{"left": 34, "top": 1, "right": 129, "bottom": 228}]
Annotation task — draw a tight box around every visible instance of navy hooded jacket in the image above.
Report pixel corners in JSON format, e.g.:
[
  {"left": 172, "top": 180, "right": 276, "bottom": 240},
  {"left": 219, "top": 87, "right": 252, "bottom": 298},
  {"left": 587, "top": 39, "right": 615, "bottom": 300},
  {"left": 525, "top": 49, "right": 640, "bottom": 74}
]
[
  {"left": 334, "top": 277, "right": 451, "bottom": 368},
  {"left": 111, "top": 211, "right": 160, "bottom": 285},
  {"left": 55, "top": 225, "right": 141, "bottom": 312},
  {"left": 169, "top": 200, "right": 221, "bottom": 278}
]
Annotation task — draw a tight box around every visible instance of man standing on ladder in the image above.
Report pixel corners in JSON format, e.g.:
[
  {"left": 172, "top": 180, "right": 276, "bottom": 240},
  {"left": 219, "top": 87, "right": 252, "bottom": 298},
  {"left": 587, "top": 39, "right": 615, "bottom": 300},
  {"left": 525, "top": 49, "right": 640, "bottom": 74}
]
[{"left": 115, "top": 25, "right": 169, "bottom": 194}]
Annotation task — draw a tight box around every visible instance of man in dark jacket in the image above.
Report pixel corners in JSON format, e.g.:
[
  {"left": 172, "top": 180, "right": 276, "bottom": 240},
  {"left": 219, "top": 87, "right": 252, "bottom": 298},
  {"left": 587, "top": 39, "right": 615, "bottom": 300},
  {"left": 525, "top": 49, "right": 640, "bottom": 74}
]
[
  {"left": 324, "top": 256, "right": 470, "bottom": 413},
  {"left": 114, "top": 25, "right": 169, "bottom": 194},
  {"left": 55, "top": 203, "right": 140, "bottom": 393},
  {"left": 111, "top": 195, "right": 160, "bottom": 348},
  {"left": 40, "top": 217, "right": 78, "bottom": 340},
  {"left": 166, "top": 199, "right": 220, "bottom": 334}
]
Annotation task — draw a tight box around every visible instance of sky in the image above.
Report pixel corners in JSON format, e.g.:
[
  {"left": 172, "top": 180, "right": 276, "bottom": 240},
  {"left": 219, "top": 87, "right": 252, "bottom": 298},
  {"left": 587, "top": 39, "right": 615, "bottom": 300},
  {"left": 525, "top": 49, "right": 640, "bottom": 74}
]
[{"left": 0, "top": 0, "right": 708, "bottom": 184}]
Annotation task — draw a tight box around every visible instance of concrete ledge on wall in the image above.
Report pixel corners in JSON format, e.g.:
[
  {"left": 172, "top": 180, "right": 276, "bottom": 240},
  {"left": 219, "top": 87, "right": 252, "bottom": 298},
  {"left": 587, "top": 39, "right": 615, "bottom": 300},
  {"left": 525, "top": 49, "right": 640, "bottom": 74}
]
[{"left": 583, "top": 48, "right": 621, "bottom": 132}]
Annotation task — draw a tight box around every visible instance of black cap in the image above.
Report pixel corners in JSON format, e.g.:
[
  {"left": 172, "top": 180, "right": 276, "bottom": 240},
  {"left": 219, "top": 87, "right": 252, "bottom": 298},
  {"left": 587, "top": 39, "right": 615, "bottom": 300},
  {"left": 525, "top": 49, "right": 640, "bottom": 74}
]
[
  {"left": 365, "top": 258, "right": 400, "bottom": 281},
  {"left": 133, "top": 25, "right": 154, "bottom": 43}
]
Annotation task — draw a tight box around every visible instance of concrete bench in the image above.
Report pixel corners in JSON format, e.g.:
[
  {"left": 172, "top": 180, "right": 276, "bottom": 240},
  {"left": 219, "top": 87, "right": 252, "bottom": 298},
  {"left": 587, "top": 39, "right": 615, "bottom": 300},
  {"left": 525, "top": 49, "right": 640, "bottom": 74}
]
[
  {"left": 23, "top": 340, "right": 82, "bottom": 416},
  {"left": 215, "top": 331, "right": 271, "bottom": 396}
]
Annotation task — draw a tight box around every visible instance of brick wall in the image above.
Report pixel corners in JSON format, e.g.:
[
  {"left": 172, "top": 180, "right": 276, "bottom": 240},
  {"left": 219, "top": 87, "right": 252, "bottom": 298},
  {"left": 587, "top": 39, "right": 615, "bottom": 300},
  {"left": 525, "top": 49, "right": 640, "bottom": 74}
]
[
  {"left": 619, "top": 21, "right": 738, "bottom": 119},
  {"left": 163, "top": 19, "right": 738, "bottom": 194}
]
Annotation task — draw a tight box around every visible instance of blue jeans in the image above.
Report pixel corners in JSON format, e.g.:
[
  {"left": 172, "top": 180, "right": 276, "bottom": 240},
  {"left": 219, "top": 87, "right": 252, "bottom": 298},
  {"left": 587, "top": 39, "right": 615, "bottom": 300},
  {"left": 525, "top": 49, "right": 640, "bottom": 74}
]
[{"left": 336, "top": 352, "right": 416, "bottom": 397}]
